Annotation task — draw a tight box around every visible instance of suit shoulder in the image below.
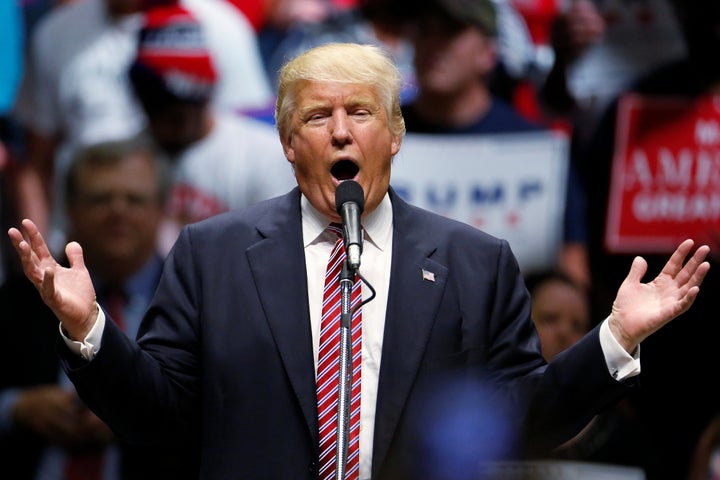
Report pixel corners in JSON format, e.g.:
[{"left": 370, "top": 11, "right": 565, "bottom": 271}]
[{"left": 182, "top": 189, "right": 297, "bottom": 240}]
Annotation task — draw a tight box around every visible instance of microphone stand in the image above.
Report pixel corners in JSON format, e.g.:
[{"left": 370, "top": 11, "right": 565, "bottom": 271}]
[{"left": 335, "top": 260, "right": 355, "bottom": 479}]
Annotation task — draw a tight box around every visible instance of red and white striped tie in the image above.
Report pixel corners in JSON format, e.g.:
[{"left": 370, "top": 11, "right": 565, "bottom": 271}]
[{"left": 317, "top": 224, "right": 362, "bottom": 479}]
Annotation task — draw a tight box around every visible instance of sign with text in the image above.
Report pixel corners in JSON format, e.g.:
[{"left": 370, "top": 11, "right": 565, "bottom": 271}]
[
  {"left": 606, "top": 94, "right": 720, "bottom": 253},
  {"left": 391, "top": 131, "right": 569, "bottom": 273}
]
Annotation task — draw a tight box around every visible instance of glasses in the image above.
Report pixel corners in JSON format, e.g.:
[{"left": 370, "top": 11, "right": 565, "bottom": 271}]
[{"left": 74, "top": 192, "right": 160, "bottom": 211}]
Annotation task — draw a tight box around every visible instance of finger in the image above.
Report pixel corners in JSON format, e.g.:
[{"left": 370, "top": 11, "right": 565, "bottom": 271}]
[
  {"left": 625, "top": 255, "right": 648, "bottom": 284},
  {"left": 8, "top": 226, "right": 24, "bottom": 247},
  {"left": 674, "top": 244, "right": 711, "bottom": 285},
  {"left": 8, "top": 227, "right": 32, "bottom": 258},
  {"left": 674, "top": 262, "right": 710, "bottom": 315},
  {"left": 661, "top": 239, "right": 695, "bottom": 277},
  {"left": 8, "top": 227, "right": 44, "bottom": 284},
  {"left": 9, "top": 227, "right": 28, "bottom": 255},
  {"left": 672, "top": 286, "right": 700, "bottom": 319},
  {"left": 22, "top": 219, "right": 54, "bottom": 262},
  {"left": 65, "top": 242, "right": 87, "bottom": 271},
  {"left": 686, "top": 261, "right": 711, "bottom": 294}
]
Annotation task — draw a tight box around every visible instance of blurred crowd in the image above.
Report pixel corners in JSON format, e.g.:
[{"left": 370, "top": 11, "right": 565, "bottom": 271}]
[{"left": 1, "top": 0, "right": 719, "bottom": 479}]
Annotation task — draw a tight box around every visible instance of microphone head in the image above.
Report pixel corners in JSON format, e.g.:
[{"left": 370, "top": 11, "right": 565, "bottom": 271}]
[{"left": 335, "top": 180, "right": 365, "bottom": 215}]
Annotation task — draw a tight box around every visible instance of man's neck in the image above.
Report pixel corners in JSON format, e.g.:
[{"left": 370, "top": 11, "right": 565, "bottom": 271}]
[{"left": 412, "top": 85, "right": 492, "bottom": 129}]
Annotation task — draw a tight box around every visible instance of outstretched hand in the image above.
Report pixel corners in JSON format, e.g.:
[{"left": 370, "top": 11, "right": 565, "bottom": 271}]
[
  {"left": 609, "top": 239, "right": 711, "bottom": 353},
  {"left": 8, "top": 219, "right": 98, "bottom": 340}
]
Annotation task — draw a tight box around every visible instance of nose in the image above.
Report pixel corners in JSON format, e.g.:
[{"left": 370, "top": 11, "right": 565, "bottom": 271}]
[
  {"left": 330, "top": 111, "right": 352, "bottom": 145},
  {"left": 107, "top": 194, "right": 135, "bottom": 216}
]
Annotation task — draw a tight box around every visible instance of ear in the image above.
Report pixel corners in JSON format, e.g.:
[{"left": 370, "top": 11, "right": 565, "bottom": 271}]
[
  {"left": 280, "top": 133, "right": 296, "bottom": 165},
  {"left": 390, "top": 134, "right": 402, "bottom": 157}
]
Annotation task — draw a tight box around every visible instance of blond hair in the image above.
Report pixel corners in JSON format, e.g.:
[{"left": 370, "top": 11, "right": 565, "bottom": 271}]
[{"left": 275, "top": 43, "right": 405, "bottom": 140}]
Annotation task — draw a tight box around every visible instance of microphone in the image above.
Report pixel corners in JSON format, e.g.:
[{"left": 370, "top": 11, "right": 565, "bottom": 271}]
[{"left": 335, "top": 180, "right": 365, "bottom": 271}]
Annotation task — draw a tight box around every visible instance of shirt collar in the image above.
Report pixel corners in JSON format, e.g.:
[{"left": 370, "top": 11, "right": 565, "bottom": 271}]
[{"left": 302, "top": 191, "right": 393, "bottom": 252}]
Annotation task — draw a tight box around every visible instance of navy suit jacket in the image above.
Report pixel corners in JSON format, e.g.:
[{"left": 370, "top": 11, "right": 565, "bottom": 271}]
[{"left": 64, "top": 187, "right": 630, "bottom": 479}]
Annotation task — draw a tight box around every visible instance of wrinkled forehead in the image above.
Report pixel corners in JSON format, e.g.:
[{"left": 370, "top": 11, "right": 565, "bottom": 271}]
[{"left": 293, "top": 81, "right": 382, "bottom": 106}]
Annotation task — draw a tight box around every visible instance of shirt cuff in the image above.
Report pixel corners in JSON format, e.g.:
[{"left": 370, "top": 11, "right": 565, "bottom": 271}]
[
  {"left": 59, "top": 303, "right": 105, "bottom": 361},
  {"left": 600, "top": 317, "right": 641, "bottom": 381}
]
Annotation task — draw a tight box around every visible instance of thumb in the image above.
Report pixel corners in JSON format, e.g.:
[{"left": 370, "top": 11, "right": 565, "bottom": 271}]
[
  {"left": 625, "top": 256, "right": 648, "bottom": 284},
  {"left": 65, "top": 241, "right": 86, "bottom": 270}
]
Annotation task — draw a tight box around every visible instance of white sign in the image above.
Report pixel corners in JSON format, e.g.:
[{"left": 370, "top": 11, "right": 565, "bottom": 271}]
[{"left": 391, "top": 132, "right": 569, "bottom": 273}]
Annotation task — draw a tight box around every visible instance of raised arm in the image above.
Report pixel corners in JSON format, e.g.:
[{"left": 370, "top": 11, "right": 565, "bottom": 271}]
[
  {"left": 608, "top": 239, "right": 711, "bottom": 353},
  {"left": 7, "top": 218, "right": 97, "bottom": 340}
]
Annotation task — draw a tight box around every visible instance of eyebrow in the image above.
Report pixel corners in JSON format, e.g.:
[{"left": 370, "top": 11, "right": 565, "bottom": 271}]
[{"left": 298, "top": 95, "right": 379, "bottom": 116}]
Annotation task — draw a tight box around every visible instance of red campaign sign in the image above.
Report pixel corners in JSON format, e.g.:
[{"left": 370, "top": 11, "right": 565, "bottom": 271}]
[{"left": 606, "top": 94, "right": 720, "bottom": 253}]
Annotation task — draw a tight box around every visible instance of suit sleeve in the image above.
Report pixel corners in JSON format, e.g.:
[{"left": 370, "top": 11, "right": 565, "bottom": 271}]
[
  {"left": 475, "top": 239, "right": 633, "bottom": 452},
  {"left": 61, "top": 227, "right": 202, "bottom": 448}
]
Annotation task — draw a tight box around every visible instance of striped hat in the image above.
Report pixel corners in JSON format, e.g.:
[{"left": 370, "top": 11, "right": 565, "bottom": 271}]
[{"left": 133, "top": 6, "right": 217, "bottom": 101}]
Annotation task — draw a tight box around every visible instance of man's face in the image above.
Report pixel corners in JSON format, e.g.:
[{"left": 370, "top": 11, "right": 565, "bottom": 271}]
[
  {"left": 148, "top": 103, "right": 211, "bottom": 156},
  {"left": 280, "top": 81, "right": 402, "bottom": 221},
  {"left": 67, "top": 152, "right": 164, "bottom": 273},
  {"left": 409, "top": 15, "right": 496, "bottom": 95},
  {"left": 531, "top": 280, "right": 590, "bottom": 362}
]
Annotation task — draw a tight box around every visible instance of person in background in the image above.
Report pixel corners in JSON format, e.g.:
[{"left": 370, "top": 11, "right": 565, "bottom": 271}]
[
  {"left": 262, "top": 0, "right": 536, "bottom": 113},
  {"left": 578, "top": 1, "right": 720, "bottom": 477},
  {"left": 524, "top": 270, "right": 590, "bottom": 362},
  {"left": 541, "top": 0, "right": 685, "bottom": 149},
  {"left": 264, "top": 0, "right": 417, "bottom": 106},
  {"left": 128, "top": 4, "right": 295, "bottom": 252},
  {"left": 6, "top": 42, "right": 710, "bottom": 480},
  {"left": 524, "top": 269, "right": 664, "bottom": 477},
  {"left": 256, "top": 0, "right": 350, "bottom": 84},
  {"left": 688, "top": 414, "right": 720, "bottom": 480},
  {"left": 12, "top": 0, "right": 273, "bottom": 254},
  {"left": 487, "top": 0, "right": 538, "bottom": 112},
  {"left": 0, "top": 136, "right": 196, "bottom": 479},
  {"left": 401, "top": 0, "right": 591, "bottom": 289}
]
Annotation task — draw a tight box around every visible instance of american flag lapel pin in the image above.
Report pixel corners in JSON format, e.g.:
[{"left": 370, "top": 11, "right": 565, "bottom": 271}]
[{"left": 421, "top": 268, "right": 435, "bottom": 282}]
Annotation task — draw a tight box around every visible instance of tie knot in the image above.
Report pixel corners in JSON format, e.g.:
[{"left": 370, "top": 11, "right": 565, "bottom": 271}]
[{"left": 327, "top": 222, "right": 343, "bottom": 238}]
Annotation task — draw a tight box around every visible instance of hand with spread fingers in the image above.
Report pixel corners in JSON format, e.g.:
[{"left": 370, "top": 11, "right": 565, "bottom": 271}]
[
  {"left": 8, "top": 219, "right": 98, "bottom": 341},
  {"left": 609, "top": 239, "right": 711, "bottom": 354}
]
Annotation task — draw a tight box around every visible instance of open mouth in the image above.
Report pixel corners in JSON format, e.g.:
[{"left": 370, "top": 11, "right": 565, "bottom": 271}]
[{"left": 331, "top": 159, "right": 359, "bottom": 181}]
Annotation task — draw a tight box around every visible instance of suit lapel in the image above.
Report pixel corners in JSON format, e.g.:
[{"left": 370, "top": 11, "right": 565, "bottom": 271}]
[
  {"left": 372, "top": 192, "right": 449, "bottom": 478},
  {"left": 246, "top": 189, "right": 320, "bottom": 446}
]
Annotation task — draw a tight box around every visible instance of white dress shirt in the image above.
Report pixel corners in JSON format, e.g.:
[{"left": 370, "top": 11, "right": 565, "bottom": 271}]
[{"left": 302, "top": 193, "right": 393, "bottom": 479}]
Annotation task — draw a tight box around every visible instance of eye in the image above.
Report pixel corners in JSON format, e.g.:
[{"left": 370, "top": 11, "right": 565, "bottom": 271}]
[
  {"left": 301, "top": 109, "right": 329, "bottom": 123},
  {"left": 351, "top": 108, "right": 371, "bottom": 118}
]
